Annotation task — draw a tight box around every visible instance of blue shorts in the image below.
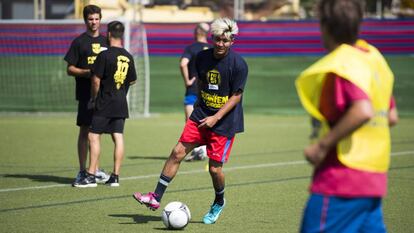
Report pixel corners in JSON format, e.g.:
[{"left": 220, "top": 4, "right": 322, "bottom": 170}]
[
  {"left": 184, "top": 94, "right": 197, "bottom": 106},
  {"left": 300, "top": 194, "right": 386, "bottom": 233}
]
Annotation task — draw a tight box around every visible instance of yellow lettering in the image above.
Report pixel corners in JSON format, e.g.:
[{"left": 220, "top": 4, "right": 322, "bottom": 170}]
[
  {"left": 87, "top": 56, "right": 97, "bottom": 64},
  {"left": 113, "top": 55, "right": 130, "bottom": 89},
  {"left": 201, "top": 91, "right": 228, "bottom": 109}
]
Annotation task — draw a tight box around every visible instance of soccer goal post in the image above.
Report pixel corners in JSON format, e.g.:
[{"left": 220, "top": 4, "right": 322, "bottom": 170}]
[{"left": 0, "top": 19, "right": 150, "bottom": 117}]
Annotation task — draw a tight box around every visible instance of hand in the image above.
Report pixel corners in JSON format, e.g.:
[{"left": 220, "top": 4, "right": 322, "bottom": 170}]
[
  {"left": 304, "top": 142, "right": 329, "bottom": 167},
  {"left": 186, "top": 77, "right": 196, "bottom": 87},
  {"left": 198, "top": 115, "right": 219, "bottom": 129},
  {"left": 87, "top": 98, "right": 95, "bottom": 110}
]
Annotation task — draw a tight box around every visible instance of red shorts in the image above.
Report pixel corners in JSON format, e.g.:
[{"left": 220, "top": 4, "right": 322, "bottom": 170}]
[{"left": 179, "top": 119, "right": 235, "bottom": 163}]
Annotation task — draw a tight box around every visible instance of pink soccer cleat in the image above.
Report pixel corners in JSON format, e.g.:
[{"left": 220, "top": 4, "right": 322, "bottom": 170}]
[{"left": 133, "top": 192, "right": 160, "bottom": 211}]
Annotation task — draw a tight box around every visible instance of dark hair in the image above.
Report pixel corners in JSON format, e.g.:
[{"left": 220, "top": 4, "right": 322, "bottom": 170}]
[
  {"left": 83, "top": 5, "right": 102, "bottom": 22},
  {"left": 107, "top": 21, "right": 124, "bottom": 39},
  {"left": 318, "top": 0, "right": 364, "bottom": 45}
]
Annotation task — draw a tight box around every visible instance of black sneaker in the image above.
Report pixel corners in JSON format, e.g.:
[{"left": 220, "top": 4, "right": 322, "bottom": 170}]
[
  {"left": 72, "top": 170, "right": 87, "bottom": 187},
  {"left": 105, "top": 174, "right": 119, "bottom": 187},
  {"left": 73, "top": 173, "right": 97, "bottom": 188}
]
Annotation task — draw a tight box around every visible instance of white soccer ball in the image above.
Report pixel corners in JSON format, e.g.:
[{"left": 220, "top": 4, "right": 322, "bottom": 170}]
[{"left": 161, "top": 201, "right": 191, "bottom": 229}]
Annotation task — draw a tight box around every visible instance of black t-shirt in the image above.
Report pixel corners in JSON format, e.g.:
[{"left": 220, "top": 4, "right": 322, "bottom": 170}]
[
  {"left": 92, "top": 47, "right": 137, "bottom": 118},
  {"left": 190, "top": 48, "right": 248, "bottom": 138},
  {"left": 64, "top": 33, "right": 108, "bottom": 101},
  {"left": 181, "top": 41, "right": 212, "bottom": 95}
]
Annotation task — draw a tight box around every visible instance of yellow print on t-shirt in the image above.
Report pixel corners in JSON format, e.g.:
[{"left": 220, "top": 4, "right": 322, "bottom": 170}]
[
  {"left": 207, "top": 69, "right": 221, "bottom": 85},
  {"left": 87, "top": 56, "right": 97, "bottom": 64},
  {"left": 114, "top": 55, "right": 130, "bottom": 90},
  {"left": 201, "top": 90, "right": 228, "bottom": 109},
  {"left": 92, "top": 43, "right": 102, "bottom": 54}
]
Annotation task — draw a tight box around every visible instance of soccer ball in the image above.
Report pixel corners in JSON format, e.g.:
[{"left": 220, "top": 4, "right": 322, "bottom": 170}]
[{"left": 161, "top": 201, "right": 191, "bottom": 229}]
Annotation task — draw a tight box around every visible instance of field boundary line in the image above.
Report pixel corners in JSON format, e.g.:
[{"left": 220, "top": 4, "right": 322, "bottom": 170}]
[{"left": 0, "top": 150, "right": 413, "bottom": 193}]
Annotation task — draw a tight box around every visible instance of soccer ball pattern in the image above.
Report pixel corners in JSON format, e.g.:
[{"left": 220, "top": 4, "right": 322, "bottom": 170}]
[{"left": 161, "top": 201, "right": 191, "bottom": 229}]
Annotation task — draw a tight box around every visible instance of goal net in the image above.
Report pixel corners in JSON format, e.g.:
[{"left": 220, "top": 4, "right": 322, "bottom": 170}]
[{"left": 0, "top": 20, "right": 150, "bottom": 117}]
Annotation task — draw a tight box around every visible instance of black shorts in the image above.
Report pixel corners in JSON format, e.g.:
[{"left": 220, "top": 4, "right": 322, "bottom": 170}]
[
  {"left": 76, "top": 100, "right": 93, "bottom": 126},
  {"left": 90, "top": 115, "right": 125, "bottom": 134}
]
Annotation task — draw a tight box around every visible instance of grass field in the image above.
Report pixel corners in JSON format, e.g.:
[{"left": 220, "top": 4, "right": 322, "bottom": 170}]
[
  {"left": 0, "top": 54, "right": 413, "bottom": 232},
  {"left": 0, "top": 114, "right": 413, "bottom": 232}
]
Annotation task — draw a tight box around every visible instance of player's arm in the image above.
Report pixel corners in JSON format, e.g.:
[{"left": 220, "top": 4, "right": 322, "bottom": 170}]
[
  {"left": 91, "top": 74, "right": 100, "bottom": 100},
  {"left": 87, "top": 74, "right": 100, "bottom": 109},
  {"left": 128, "top": 57, "right": 138, "bottom": 87},
  {"left": 304, "top": 99, "right": 374, "bottom": 167},
  {"left": 388, "top": 96, "right": 398, "bottom": 127},
  {"left": 64, "top": 39, "right": 91, "bottom": 78},
  {"left": 198, "top": 91, "right": 243, "bottom": 129},
  {"left": 67, "top": 65, "right": 91, "bottom": 78},
  {"left": 180, "top": 57, "right": 195, "bottom": 87}
]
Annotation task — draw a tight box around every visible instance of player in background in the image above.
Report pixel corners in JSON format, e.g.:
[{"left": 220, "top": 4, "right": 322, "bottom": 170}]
[
  {"left": 74, "top": 21, "right": 137, "bottom": 188},
  {"left": 180, "top": 22, "right": 212, "bottom": 162},
  {"left": 295, "top": 0, "right": 398, "bottom": 232},
  {"left": 133, "top": 18, "right": 248, "bottom": 225},
  {"left": 64, "top": 5, "right": 109, "bottom": 186}
]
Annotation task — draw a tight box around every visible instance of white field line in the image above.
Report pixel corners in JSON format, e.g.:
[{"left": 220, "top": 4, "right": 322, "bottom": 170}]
[{"left": 0, "top": 150, "right": 413, "bottom": 193}]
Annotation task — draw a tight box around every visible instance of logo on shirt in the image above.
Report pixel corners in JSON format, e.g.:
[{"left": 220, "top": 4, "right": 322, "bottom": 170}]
[
  {"left": 92, "top": 43, "right": 102, "bottom": 54},
  {"left": 87, "top": 56, "right": 97, "bottom": 64},
  {"left": 201, "top": 90, "right": 228, "bottom": 109},
  {"left": 206, "top": 69, "right": 220, "bottom": 90},
  {"left": 114, "top": 55, "right": 130, "bottom": 90}
]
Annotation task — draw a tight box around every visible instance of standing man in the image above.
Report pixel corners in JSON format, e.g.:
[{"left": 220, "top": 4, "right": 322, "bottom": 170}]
[
  {"left": 133, "top": 18, "right": 248, "bottom": 225},
  {"left": 74, "top": 21, "right": 137, "bottom": 188},
  {"left": 180, "top": 22, "right": 212, "bottom": 161},
  {"left": 64, "top": 5, "right": 109, "bottom": 186},
  {"left": 296, "top": 0, "right": 398, "bottom": 232}
]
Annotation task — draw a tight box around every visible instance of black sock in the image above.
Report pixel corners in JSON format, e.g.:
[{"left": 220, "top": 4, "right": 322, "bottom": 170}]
[
  {"left": 154, "top": 174, "right": 172, "bottom": 202},
  {"left": 214, "top": 187, "right": 225, "bottom": 206}
]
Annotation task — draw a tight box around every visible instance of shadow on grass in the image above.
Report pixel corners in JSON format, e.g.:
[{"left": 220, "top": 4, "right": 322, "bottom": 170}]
[
  {"left": 2, "top": 174, "right": 72, "bottom": 184},
  {"left": 109, "top": 213, "right": 161, "bottom": 224}
]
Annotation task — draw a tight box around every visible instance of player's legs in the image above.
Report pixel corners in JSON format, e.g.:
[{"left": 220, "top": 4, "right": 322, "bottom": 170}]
[
  {"left": 133, "top": 119, "right": 202, "bottom": 209},
  {"left": 73, "top": 130, "right": 99, "bottom": 188},
  {"left": 111, "top": 132, "right": 124, "bottom": 175},
  {"left": 208, "top": 159, "right": 225, "bottom": 204},
  {"left": 74, "top": 115, "right": 108, "bottom": 188},
  {"left": 73, "top": 101, "right": 92, "bottom": 186},
  {"left": 133, "top": 141, "right": 197, "bottom": 210},
  {"left": 77, "top": 125, "right": 89, "bottom": 171},
  {"left": 155, "top": 142, "right": 197, "bottom": 198},
  {"left": 164, "top": 142, "right": 197, "bottom": 177},
  {"left": 203, "top": 133, "right": 235, "bottom": 224},
  {"left": 103, "top": 132, "right": 124, "bottom": 187},
  {"left": 87, "top": 132, "right": 101, "bottom": 176}
]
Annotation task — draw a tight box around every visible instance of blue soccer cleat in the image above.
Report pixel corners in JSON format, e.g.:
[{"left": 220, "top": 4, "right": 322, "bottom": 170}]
[{"left": 203, "top": 199, "right": 226, "bottom": 224}]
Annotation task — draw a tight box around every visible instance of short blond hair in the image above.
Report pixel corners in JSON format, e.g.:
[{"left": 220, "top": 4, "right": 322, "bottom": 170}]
[
  {"left": 196, "top": 22, "right": 210, "bottom": 33},
  {"left": 211, "top": 18, "right": 238, "bottom": 39}
]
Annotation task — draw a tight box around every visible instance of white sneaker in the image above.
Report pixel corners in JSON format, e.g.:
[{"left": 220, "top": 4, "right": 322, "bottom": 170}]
[
  {"left": 185, "top": 147, "right": 207, "bottom": 162},
  {"left": 197, "top": 146, "right": 207, "bottom": 160},
  {"left": 95, "top": 169, "right": 110, "bottom": 183}
]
